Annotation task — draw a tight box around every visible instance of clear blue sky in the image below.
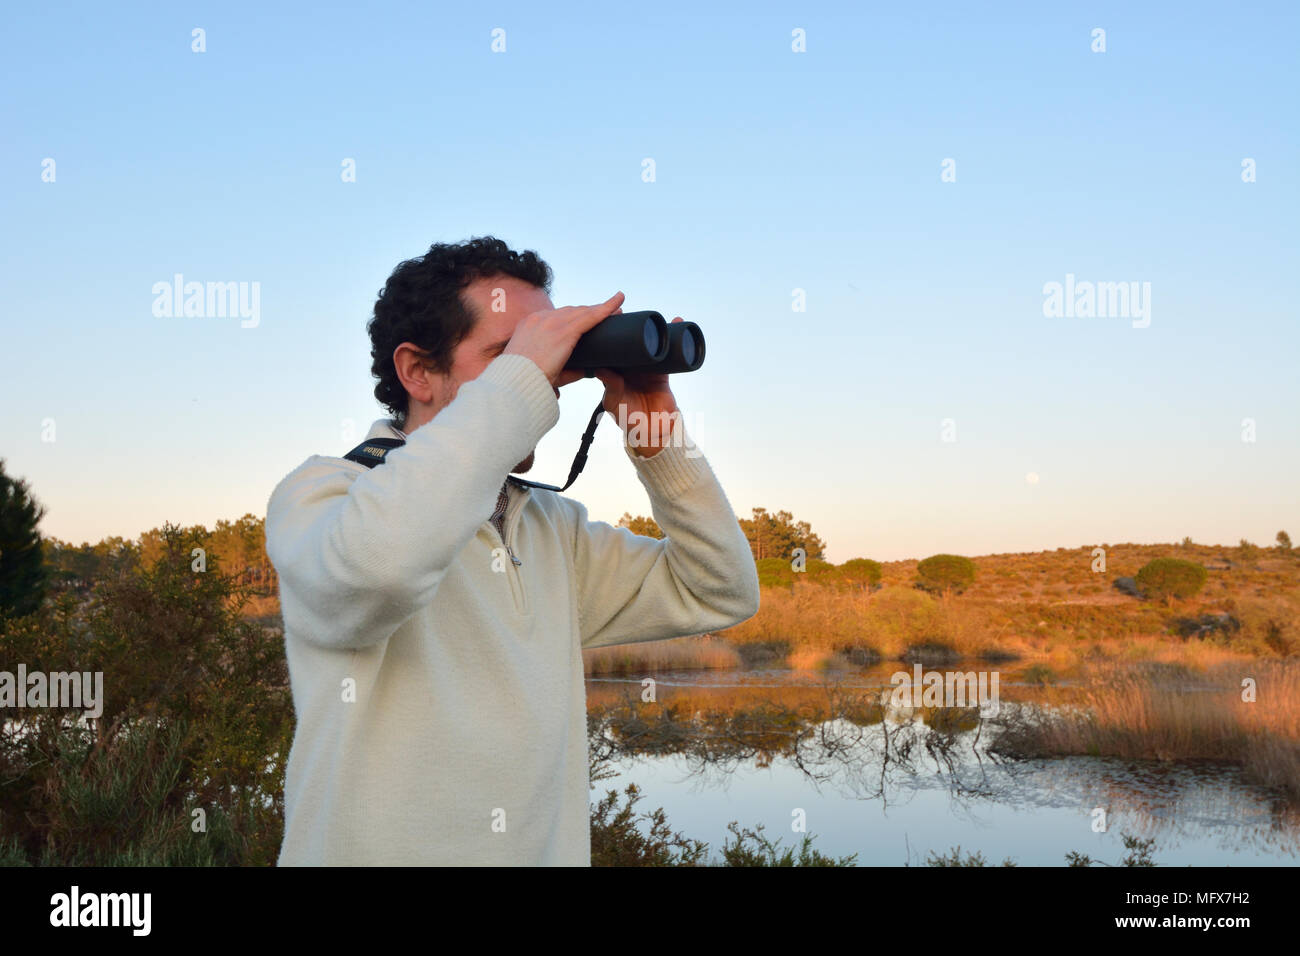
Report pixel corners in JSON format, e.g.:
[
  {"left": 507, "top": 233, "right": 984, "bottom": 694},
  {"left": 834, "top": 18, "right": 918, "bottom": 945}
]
[{"left": 2, "top": 1, "right": 1296, "bottom": 561}]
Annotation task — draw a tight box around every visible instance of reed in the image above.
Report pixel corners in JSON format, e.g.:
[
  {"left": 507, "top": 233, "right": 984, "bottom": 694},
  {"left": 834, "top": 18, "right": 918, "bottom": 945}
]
[
  {"left": 583, "top": 635, "right": 742, "bottom": 677},
  {"left": 992, "top": 659, "right": 1300, "bottom": 800}
]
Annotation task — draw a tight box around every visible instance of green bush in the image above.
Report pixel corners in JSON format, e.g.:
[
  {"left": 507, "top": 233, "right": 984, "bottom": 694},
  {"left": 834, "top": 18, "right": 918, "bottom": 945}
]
[
  {"left": 0, "top": 523, "right": 292, "bottom": 866},
  {"left": 590, "top": 785, "right": 856, "bottom": 866},
  {"left": 755, "top": 557, "right": 794, "bottom": 589},
  {"left": 800, "top": 558, "right": 840, "bottom": 584},
  {"left": 915, "top": 554, "right": 976, "bottom": 594},
  {"left": 590, "top": 785, "right": 707, "bottom": 867},
  {"left": 1135, "top": 558, "right": 1207, "bottom": 602},
  {"left": 720, "top": 822, "right": 858, "bottom": 867},
  {"left": 838, "top": 558, "right": 883, "bottom": 590}
]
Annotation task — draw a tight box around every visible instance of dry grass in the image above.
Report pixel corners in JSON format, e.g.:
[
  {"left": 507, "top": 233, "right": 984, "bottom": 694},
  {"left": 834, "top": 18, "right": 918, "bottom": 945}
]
[
  {"left": 242, "top": 542, "right": 1298, "bottom": 675},
  {"left": 716, "top": 543, "right": 1299, "bottom": 672},
  {"left": 992, "top": 659, "right": 1300, "bottom": 800},
  {"left": 724, "top": 583, "right": 1046, "bottom": 666},
  {"left": 233, "top": 594, "right": 282, "bottom": 627},
  {"left": 583, "top": 635, "right": 742, "bottom": 677}
]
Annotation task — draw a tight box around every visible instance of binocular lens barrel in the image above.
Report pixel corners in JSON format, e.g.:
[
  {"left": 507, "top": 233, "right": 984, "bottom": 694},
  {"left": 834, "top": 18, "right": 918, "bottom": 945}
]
[
  {"left": 678, "top": 325, "right": 699, "bottom": 368},
  {"left": 643, "top": 320, "right": 662, "bottom": 359},
  {"left": 565, "top": 311, "right": 668, "bottom": 371},
  {"left": 565, "top": 311, "right": 706, "bottom": 375}
]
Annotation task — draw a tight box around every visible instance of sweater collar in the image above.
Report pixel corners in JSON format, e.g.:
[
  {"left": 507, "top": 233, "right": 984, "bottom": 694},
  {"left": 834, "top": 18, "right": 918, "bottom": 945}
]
[
  {"left": 367, "top": 418, "right": 528, "bottom": 502},
  {"left": 363, "top": 418, "right": 407, "bottom": 443}
]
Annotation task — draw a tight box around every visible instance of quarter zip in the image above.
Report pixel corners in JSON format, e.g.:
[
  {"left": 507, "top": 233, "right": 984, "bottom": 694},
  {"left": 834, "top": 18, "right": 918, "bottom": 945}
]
[
  {"left": 492, "top": 483, "right": 530, "bottom": 614},
  {"left": 498, "top": 531, "right": 522, "bottom": 567}
]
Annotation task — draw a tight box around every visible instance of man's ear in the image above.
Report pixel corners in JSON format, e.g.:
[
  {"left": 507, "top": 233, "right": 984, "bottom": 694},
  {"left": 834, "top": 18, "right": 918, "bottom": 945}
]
[{"left": 393, "top": 342, "right": 439, "bottom": 407}]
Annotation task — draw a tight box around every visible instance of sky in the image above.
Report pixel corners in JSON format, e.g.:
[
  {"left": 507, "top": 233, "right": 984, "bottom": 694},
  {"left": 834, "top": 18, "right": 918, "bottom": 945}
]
[{"left": 1, "top": 1, "right": 1296, "bottom": 562}]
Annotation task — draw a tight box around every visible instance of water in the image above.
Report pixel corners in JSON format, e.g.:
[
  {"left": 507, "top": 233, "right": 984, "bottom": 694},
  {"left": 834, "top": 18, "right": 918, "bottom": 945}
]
[{"left": 586, "top": 669, "right": 1300, "bottom": 866}]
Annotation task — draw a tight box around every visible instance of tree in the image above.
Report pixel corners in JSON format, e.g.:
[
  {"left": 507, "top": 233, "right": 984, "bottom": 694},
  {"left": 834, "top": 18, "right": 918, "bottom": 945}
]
[
  {"left": 838, "top": 558, "right": 883, "bottom": 591},
  {"left": 0, "top": 460, "right": 49, "bottom": 617},
  {"left": 1135, "top": 558, "right": 1207, "bottom": 602},
  {"left": 739, "top": 508, "right": 825, "bottom": 562},
  {"left": 915, "top": 554, "right": 976, "bottom": 594},
  {"left": 1278, "top": 531, "right": 1293, "bottom": 551},
  {"left": 41, "top": 535, "right": 137, "bottom": 592},
  {"left": 755, "top": 557, "right": 794, "bottom": 589},
  {"left": 0, "top": 522, "right": 293, "bottom": 865},
  {"left": 618, "top": 512, "right": 663, "bottom": 539}
]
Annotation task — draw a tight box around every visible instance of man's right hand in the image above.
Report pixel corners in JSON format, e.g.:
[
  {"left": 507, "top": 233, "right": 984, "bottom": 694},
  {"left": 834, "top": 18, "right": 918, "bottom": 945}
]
[{"left": 503, "top": 291, "right": 626, "bottom": 388}]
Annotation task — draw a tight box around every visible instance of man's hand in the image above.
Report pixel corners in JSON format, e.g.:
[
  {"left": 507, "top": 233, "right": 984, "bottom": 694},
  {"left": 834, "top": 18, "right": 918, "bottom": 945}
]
[
  {"left": 503, "top": 292, "right": 626, "bottom": 386},
  {"left": 593, "top": 317, "right": 684, "bottom": 458}
]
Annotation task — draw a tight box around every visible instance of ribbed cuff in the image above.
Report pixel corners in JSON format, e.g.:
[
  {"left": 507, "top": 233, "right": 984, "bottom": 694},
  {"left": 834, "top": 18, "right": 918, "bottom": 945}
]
[
  {"left": 476, "top": 353, "right": 561, "bottom": 442},
  {"left": 625, "top": 413, "right": 708, "bottom": 499}
]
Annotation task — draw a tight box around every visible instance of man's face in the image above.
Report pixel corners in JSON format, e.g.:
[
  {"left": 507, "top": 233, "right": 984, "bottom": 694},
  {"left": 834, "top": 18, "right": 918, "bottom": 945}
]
[{"left": 439, "top": 275, "right": 558, "bottom": 473}]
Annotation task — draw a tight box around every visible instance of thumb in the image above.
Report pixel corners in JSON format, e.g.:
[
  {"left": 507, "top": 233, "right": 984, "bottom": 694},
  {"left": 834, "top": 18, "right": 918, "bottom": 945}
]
[
  {"left": 593, "top": 367, "right": 622, "bottom": 388},
  {"left": 593, "top": 368, "right": 623, "bottom": 413}
]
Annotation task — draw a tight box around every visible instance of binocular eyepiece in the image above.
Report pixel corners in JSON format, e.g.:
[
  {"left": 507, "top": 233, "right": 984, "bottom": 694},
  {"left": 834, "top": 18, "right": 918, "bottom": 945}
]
[{"left": 565, "top": 311, "right": 706, "bottom": 376}]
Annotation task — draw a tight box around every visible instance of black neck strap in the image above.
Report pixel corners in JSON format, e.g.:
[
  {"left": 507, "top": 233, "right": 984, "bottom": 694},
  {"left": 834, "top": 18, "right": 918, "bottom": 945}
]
[{"left": 343, "top": 400, "right": 608, "bottom": 495}]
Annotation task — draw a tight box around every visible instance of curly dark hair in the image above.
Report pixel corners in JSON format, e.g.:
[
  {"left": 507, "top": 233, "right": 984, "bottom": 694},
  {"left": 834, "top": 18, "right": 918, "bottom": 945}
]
[{"left": 368, "top": 235, "right": 553, "bottom": 425}]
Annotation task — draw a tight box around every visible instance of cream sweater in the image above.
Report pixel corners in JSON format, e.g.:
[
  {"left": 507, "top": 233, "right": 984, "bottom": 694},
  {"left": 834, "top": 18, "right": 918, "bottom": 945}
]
[{"left": 265, "top": 353, "right": 760, "bottom": 865}]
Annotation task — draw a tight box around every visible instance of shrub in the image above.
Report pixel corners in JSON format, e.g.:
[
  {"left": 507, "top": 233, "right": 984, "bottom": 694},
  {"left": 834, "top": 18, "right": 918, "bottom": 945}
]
[
  {"left": 902, "top": 641, "right": 960, "bottom": 665},
  {"left": 800, "top": 559, "right": 839, "bottom": 584},
  {"left": 590, "top": 786, "right": 857, "bottom": 866},
  {"left": 720, "top": 822, "right": 858, "bottom": 867},
  {"left": 925, "top": 846, "right": 1016, "bottom": 867},
  {"left": 1022, "top": 664, "right": 1057, "bottom": 686},
  {"left": 915, "top": 554, "right": 976, "bottom": 594},
  {"left": 838, "top": 558, "right": 883, "bottom": 590},
  {"left": 755, "top": 557, "right": 794, "bottom": 589},
  {"left": 1170, "top": 613, "right": 1240, "bottom": 641},
  {"left": 590, "top": 785, "right": 708, "bottom": 866},
  {"left": 0, "top": 523, "right": 292, "bottom": 865},
  {"left": 1135, "top": 558, "right": 1207, "bottom": 602},
  {"left": 734, "top": 639, "right": 791, "bottom": 667},
  {"left": 1112, "top": 576, "right": 1141, "bottom": 598},
  {"left": 832, "top": 642, "right": 881, "bottom": 667}
]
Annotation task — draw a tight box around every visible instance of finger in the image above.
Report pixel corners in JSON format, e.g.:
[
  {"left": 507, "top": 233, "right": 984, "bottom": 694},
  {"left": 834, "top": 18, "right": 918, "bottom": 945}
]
[
  {"left": 555, "top": 369, "right": 584, "bottom": 388},
  {"left": 570, "top": 292, "right": 625, "bottom": 333},
  {"left": 671, "top": 316, "right": 683, "bottom": 323}
]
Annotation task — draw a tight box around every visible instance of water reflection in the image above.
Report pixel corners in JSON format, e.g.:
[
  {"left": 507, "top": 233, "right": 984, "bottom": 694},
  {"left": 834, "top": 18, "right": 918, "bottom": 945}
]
[{"left": 587, "top": 673, "right": 1300, "bottom": 865}]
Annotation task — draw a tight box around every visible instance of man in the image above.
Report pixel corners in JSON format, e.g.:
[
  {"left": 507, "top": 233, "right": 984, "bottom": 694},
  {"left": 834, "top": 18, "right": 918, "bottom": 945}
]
[{"left": 265, "top": 235, "right": 759, "bottom": 865}]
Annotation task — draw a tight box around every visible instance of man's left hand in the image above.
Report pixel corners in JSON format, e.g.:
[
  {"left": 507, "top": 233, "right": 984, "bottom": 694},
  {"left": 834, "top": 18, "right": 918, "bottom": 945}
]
[{"left": 594, "top": 317, "right": 684, "bottom": 458}]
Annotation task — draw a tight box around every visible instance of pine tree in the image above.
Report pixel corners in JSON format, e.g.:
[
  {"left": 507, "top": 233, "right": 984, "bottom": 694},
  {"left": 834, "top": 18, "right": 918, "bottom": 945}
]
[
  {"left": 0, "top": 459, "right": 49, "bottom": 617},
  {"left": 739, "top": 507, "right": 825, "bottom": 562}
]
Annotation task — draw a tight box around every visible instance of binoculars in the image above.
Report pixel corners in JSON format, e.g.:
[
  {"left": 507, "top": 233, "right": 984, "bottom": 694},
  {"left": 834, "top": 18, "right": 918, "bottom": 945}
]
[{"left": 565, "top": 311, "right": 706, "bottom": 376}]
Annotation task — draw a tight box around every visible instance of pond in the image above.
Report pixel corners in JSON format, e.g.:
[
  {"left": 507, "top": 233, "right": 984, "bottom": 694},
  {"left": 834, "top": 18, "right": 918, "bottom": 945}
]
[{"left": 586, "top": 667, "right": 1300, "bottom": 866}]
